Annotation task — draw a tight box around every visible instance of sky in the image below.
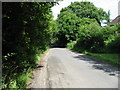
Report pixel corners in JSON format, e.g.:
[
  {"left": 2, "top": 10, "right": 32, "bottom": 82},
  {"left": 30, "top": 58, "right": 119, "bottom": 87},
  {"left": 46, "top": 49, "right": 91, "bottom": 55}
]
[{"left": 51, "top": 0, "right": 120, "bottom": 20}]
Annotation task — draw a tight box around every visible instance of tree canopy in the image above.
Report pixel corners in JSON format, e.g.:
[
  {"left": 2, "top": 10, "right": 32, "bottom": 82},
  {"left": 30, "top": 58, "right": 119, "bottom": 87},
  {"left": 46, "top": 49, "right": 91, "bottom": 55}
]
[{"left": 60, "top": 1, "right": 110, "bottom": 25}]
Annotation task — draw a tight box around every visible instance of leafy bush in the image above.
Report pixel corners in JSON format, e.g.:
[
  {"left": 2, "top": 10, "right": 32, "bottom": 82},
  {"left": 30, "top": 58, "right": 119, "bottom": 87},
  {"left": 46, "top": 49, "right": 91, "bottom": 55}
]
[
  {"left": 106, "top": 34, "right": 120, "bottom": 53},
  {"left": 68, "top": 23, "right": 120, "bottom": 53},
  {"left": 102, "top": 24, "right": 120, "bottom": 53},
  {"left": 75, "top": 22, "right": 104, "bottom": 53}
]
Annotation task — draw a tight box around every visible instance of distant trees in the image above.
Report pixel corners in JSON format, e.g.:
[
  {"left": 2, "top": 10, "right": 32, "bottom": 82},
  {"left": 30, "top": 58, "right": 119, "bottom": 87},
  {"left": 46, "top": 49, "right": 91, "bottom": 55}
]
[
  {"left": 56, "top": 1, "right": 110, "bottom": 47},
  {"left": 56, "top": 1, "right": 120, "bottom": 53}
]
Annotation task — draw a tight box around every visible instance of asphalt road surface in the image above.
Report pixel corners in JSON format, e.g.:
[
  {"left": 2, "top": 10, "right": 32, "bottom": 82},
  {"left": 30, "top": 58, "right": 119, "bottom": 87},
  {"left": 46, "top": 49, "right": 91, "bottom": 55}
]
[{"left": 28, "top": 48, "right": 119, "bottom": 88}]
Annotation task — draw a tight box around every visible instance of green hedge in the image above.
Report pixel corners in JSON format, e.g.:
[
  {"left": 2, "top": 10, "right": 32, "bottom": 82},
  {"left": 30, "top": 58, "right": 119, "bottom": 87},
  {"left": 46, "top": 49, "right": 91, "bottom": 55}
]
[
  {"left": 2, "top": 2, "right": 55, "bottom": 88},
  {"left": 67, "top": 23, "right": 120, "bottom": 53}
]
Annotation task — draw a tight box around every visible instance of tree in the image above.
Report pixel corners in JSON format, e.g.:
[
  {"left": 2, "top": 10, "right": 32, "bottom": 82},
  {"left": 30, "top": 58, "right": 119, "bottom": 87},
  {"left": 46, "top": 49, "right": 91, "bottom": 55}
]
[
  {"left": 57, "top": 12, "right": 98, "bottom": 46},
  {"left": 56, "top": 1, "right": 110, "bottom": 47},
  {"left": 56, "top": 11, "right": 79, "bottom": 46},
  {"left": 60, "top": 1, "right": 110, "bottom": 25}
]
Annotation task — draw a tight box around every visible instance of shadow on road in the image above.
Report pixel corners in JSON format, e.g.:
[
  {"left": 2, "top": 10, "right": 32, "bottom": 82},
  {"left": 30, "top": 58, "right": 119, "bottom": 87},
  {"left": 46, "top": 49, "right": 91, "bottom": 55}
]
[
  {"left": 73, "top": 55, "right": 119, "bottom": 76},
  {"left": 32, "top": 64, "right": 44, "bottom": 70}
]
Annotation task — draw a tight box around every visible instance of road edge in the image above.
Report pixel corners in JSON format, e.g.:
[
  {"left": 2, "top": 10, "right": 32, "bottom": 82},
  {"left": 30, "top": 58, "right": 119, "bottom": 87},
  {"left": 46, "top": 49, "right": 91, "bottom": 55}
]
[{"left": 27, "top": 49, "right": 50, "bottom": 88}]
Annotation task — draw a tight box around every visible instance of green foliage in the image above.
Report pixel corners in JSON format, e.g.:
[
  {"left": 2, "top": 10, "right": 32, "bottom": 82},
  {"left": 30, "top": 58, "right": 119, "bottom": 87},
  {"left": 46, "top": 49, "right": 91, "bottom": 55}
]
[
  {"left": 75, "top": 22, "right": 104, "bottom": 53},
  {"left": 2, "top": 2, "right": 55, "bottom": 88},
  {"left": 67, "top": 22, "right": 120, "bottom": 53},
  {"left": 106, "top": 34, "right": 120, "bottom": 53},
  {"left": 56, "top": 11, "right": 79, "bottom": 46},
  {"left": 49, "top": 20, "right": 58, "bottom": 43},
  {"left": 67, "top": 41, "right": 76, "bottom": 50},
  {"left": 102, "top": 24, "right": 120, "bottom": 53},
  {"left": 60, "top": 1, "right": 110, "bottom": 25}
]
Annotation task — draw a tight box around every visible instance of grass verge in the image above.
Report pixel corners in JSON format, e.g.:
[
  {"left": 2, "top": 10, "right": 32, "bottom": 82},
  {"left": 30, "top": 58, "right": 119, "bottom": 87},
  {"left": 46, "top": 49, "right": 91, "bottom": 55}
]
[
  {"left": 67, "top": 47, "right": 120, "bottom": 67},
  {"left": 86, "top": 52, "right": 120, "bottom": 67}
]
